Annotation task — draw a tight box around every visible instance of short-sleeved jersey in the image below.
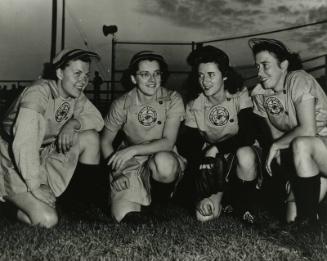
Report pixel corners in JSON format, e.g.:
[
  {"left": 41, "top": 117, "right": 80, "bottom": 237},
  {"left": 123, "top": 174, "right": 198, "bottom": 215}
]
[
  {"left": 185, "top": 88, "right": 253, "bottom": 144},
  {"left": 252, "top": 70, "right": 327, "bottom": 136},
  {"left": 104, "top": 87, "right": 185, "bottom": 145},
  {"left": 1, "top": 79, "right": 103, "bottom": 144}
]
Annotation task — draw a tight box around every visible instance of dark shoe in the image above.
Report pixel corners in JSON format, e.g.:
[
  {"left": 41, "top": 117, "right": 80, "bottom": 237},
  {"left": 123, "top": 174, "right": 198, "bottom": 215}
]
[
  {"left": 223, "top": 204, "right": 234, "bottom": 215},
  {"left": 242, "top": 210, "right": 256, "bottom": 225},
  {"left": 121, "top": 211, "right": 148, "bottom": 225},
  {"left": 284, "top": 218, "right": 321, "bottom": 234}
]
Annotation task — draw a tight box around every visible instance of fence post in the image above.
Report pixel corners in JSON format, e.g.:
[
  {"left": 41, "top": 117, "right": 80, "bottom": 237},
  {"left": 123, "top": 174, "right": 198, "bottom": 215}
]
[{"left": 111, "top": 36, "right": 116, "bottom": 100}]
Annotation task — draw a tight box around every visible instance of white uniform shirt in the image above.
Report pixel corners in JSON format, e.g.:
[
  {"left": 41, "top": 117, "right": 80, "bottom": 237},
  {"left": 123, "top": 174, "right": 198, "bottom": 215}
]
[
  {"left": 104, "top": 87, "right": 185, "bottom": 145},
  {"left": 252, "top": 70, "right": 327, "bottom": 137},
  {"left": 185, "top": 88, "right": 253, "bottom": 144}
]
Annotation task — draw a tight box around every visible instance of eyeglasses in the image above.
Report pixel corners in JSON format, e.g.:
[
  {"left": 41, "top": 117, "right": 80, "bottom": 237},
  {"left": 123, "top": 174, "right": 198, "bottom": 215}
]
[
  {"left": 248, "top": 38, "right": 289, "bottom": 53},
  {"left": 136, "top": 71, "right": 162, "bottom": 80}
]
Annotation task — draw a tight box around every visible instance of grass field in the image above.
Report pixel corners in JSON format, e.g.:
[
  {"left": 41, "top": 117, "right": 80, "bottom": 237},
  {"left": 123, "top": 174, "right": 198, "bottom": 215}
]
[{"left": 1, "top": 200, "right": 327, "bottom": 261}]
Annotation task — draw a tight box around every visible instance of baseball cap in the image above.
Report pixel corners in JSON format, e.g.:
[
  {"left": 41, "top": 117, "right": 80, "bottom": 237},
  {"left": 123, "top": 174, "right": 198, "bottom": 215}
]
[
  {"left": 187, "top": 45, "right": 230, "bottom": 67},
  {"left": 52, "top": 48, "right": 100, "bottom": 69},
  {"left": 129, "top": 51, "right": 166, "bottom": 67},
  {"left": 248, "top": 38, "right": 289, "bottom": 54}
]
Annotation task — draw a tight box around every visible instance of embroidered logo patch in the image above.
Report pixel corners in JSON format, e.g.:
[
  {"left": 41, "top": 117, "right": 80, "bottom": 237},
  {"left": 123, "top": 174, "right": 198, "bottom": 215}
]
[
  {"left": 138, "top": 106, "right": 158, "bottom": 126},
  {"left": 208, "top": 105, "right": 229, "bottom": 126},
  {"left": 265, "top": 97, "right": 284, "bottom": 115},
  {"left": 55, "top": 102, "right": 70, "bottom": 122}
]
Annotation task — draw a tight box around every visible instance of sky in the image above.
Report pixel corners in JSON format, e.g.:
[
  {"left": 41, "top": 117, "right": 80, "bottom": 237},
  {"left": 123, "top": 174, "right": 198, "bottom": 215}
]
[{"left": 0, "top": 0, "right": 327, "bottom": 83}]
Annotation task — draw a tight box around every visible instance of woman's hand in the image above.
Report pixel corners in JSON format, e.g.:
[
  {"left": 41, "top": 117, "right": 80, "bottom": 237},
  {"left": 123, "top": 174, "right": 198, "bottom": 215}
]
[
  {"left": 57, "top": 120, "right": 79, "bottom": 153},
  {"left": 196, "top": 197, "right": 214, "bottom": 216},
  {"left": 108, "top": 147, "right": 136, "bottom": 172},
  {"left": 111, "top": 174, "right": 130, "bottom": 192},
  {"left": 265, "top": 143, "right": 281, "bottom": 176}
]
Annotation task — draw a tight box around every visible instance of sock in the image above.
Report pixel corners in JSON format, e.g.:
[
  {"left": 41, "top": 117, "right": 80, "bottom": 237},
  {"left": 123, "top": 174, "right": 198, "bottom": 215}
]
[
  {"left": 62, "top": 162, "right": 108, "bottom": 208},
  {"left": 233, "top": 177, "right": 257, "bottom": 215},
  {"left": 150, "top": 176, "right": 175, "bottom": 204},
  {"left": 292, "top": 174, "right": 320, "bottom": 222}
]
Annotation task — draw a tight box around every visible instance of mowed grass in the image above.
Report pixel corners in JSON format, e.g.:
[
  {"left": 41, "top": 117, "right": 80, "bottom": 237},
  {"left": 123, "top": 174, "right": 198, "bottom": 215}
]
[{"left": 1, "top": 201, "right": 327, "bottom": 261}]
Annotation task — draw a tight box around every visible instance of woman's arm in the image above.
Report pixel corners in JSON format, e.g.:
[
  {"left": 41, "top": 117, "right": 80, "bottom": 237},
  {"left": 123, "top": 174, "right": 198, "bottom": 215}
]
[
  {"left": 101, "top": 127, "right": 119, "bottom": 161},
  {"left": 265, "top": 98, "right": 316, "bottom": 175},
  {"left": 108, "top": 116, "right": 182, "bottom": 171},
  {"left": 274, "top": 98, "right": 316, "bottom": 149},
  {"left": 12, "top": 108, "right": 46, "bottom": 191}
]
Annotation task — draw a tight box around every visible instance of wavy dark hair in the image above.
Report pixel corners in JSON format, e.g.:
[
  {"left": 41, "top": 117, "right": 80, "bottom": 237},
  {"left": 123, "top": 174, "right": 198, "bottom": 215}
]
[
  {"left": 120, "top": 51, "right": 169, "bottom": 90},
  {"left": 185, "top": 45, "right": 244, "bottom": 100},
  {"left": 249, "top": 38, "right": 302, "bottom": 71}
]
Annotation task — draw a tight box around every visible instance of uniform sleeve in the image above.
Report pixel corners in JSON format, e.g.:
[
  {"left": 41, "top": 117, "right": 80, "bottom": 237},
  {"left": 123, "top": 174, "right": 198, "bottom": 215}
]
[
  {"left": 20, "top": 84, "right": 49, "bottom": 114},
  {"left": 238, "top": 87, "right": 253, "bottom": 111},
  {"left": 184, "top": 101, "right": 198, "bottom": 128},
  {"left": 12, "top": 108, "right": 46, "bottom": 191},
  {"left": 73, "top": 94, "right": 104, "bottom": 132},
  {"left": 289, "top": 71, "right": 316, "bottom": 105},
  {"left": 104, "top": 98, "right": 126, "bottom": 133},
  {"left": 166, "top": 91, "right": 185, "bottom": 121},
  {"left": 252, "top": 94, "right": 267, "bottom": 118}
]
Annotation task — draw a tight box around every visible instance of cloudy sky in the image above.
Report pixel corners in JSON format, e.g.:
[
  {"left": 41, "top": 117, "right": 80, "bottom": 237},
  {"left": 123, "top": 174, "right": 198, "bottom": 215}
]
[{"left": 1, "top": 0, "right": 326, "bottom": 81}]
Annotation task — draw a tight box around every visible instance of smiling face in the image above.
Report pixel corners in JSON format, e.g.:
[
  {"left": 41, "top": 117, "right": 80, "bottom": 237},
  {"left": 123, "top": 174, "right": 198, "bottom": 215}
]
[
  {"left": 131, "top": 60, "right": 162, "bottom": 98},
  {"left": 56, "top": 59, "right": 90, "bottom": 99},
  {"left": 255, "top": 50, "right": 288, "bottom": 92},
  {"left": 198, "top": 62, "right": 225, "bottom": 98}
]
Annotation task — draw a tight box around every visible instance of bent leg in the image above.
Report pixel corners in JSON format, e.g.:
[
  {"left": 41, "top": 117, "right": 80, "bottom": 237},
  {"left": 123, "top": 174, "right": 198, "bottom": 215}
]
[
  {"left": 78, "top": 130, "right": 101, "bottom": 164},
  {"left": 148, "top": 151, "right": 182, "bottom": 202},
  {"left": 63, "top": 130, "right": 106, "bottom": 208},
  {"left": 234, "top": 147, "right": 258, "bottom": 223},
  {"left": 7, "top": 192, "right": 58, "bottom": 228},
  {"left": 291, "top": 137, "right": 325, "bottom": 222},
  {"left": 287, "top": 177, "right": 327, "bottom": 223}
]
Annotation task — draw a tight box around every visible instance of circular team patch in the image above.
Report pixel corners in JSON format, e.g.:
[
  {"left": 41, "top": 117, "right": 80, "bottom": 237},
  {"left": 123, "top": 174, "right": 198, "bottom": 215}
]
[
  {"left": 55, "top": 102, "right": 71, "bottom": 122},
  {"left": 264, "top": 97, "right": 284, "bottom": 115},
  {"left": 208, "top": 105, "right": 229, "bottom": 126},
  {"left": 138, "top": 106, "right": 158, "bottom": 126}
]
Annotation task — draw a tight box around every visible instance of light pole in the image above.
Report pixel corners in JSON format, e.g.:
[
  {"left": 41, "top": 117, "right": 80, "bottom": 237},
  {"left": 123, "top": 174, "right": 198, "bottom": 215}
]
[{"left": 103, "top": 25, "right": 118, "bottom": 100}]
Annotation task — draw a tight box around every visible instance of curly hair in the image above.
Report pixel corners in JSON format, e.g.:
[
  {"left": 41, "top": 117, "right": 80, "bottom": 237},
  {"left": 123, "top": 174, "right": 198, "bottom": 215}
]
[{"left": 186, "top": 45, "right": 244, "bottom": 98}]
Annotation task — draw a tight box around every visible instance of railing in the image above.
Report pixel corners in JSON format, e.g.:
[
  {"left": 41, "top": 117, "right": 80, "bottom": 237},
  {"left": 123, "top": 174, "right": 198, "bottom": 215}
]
[{"left": 1, "top": 53, "right": 326, "bottom": 115}]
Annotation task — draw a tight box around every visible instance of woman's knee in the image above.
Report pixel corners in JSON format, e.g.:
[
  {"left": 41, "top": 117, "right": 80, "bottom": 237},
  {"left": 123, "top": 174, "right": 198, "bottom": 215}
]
[
  {"left": 151, "top": 152, "right": 179, "bottom": 183},
  {"left": 78, "top": 130, "right": 100, "bottom": 151},
  {"left": 78, "top": 130, "right": 101, "bottom": 163},
  {"left": 236, "top": 147, "right": 257, "bottom": 179},
  {"left": 291, "top": 137, "right": 312, "bottom": 156}
]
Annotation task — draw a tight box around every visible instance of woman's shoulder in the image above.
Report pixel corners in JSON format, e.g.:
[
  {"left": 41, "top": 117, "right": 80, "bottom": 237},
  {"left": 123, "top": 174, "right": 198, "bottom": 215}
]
[
  {"left": 287, "top": 70, "right": 314, "bottom": 83},
  {"left": 186, "top": 93, "right": 203, "bottom": 109}
]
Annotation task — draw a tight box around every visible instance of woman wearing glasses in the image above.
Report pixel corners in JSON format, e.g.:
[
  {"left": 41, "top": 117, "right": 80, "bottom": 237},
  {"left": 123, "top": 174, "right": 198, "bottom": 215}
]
[
  {"left": 101, "top": 51, "right": 185, "bottom": 222},
  {"left": 181, "top": 45, "right": 262, "bottom": 224},
  {"left": 249, "top": 38, "right": 327, "bottom": 228}
]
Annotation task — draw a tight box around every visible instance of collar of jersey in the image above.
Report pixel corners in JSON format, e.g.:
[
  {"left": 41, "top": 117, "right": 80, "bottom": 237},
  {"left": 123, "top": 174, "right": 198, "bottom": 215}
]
[{"left": 123, "top": 87, "right": 170, "bottom": 109}]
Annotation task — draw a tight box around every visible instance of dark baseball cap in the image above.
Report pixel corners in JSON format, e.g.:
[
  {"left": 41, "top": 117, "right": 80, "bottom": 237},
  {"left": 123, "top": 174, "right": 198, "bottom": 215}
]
[
  {"left": 129, "top": 51, "right": 166, "bottom": 67},
  {"left": 248, "top": 38, "right": 289, "bottom": 54},
  {"left": 52, "top": 48, "right": 100, "bottom": 69}
]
